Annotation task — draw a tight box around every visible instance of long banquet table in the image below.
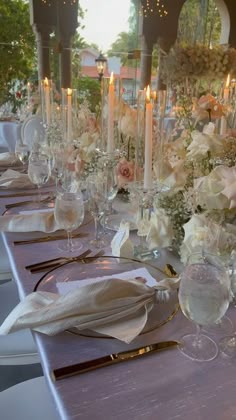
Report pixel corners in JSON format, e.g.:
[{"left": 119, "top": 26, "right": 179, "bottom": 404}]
[{"left": 1, "top": 192, "right": 236, "bottom": 420}]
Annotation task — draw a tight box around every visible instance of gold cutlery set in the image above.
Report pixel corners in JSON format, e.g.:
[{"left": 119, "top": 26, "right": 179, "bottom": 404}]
[
  {"left": 14, "top": 232, "right": 88, "bottom": 246},
  {"left": 26, "top": 249, "right": 105, "bottom": 273},
  {"left": 52, "top": 340, "right": 179, "bottom": 380}
]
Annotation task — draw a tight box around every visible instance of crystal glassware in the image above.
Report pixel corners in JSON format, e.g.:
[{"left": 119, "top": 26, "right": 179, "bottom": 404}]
[
  {"left": 178, "top": 252, "right": 231, "bottom": 361},
  {"left": 15, "top": 138, "right": 30, "bottom": 165},
  {"left": 86, "top": 174, "right": 108, "bottom": 248},
  {"left": 54, "top": 191, "right": 84, "bottom": 252},
  {"left": 219, "top": 253, "right": 236, "bottom": 357},
  {"left": 28, "top": 152, "right": 50, "bottom": 203}
]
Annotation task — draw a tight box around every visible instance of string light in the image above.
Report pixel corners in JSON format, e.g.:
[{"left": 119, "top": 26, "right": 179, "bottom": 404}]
[
  {"left": 139, "top": 0, "right": 168, "bottom": 18},
  {"left": 41, "top": 0, "right": 76, "bottom": 6}
]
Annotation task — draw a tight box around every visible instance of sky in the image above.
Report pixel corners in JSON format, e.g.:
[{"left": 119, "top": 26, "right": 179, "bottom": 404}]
[{"left": 79, "top": 0, "right": 131, "bottom": 52}]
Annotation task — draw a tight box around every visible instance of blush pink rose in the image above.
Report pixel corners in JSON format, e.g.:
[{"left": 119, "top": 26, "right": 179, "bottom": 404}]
[{"left": 116, "top": 158, "right": 135, "bottom": 188}]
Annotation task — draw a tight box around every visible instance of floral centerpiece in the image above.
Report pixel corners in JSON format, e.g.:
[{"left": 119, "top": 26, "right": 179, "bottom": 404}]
[{"left": 147, "top": 93, "right": 236, "bottom": 263}]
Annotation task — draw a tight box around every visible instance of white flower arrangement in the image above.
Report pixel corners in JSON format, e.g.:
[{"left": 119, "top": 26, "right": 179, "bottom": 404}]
[
  {"left": 151, "top": 92, "right": 236, "bottom": 261},
  {"left": 161, "top": 45, "right": 236, "bottom": 82}
]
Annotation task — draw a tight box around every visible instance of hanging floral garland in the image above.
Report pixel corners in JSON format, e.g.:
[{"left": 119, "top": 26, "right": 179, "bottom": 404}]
[{"left": 161, "top": 45, "right": 236, "bottom": 83}]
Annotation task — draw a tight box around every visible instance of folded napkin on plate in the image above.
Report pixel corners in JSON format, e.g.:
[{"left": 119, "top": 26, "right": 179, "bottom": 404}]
[
  {"left": 0, "top": 169, "right": 33, "bottom": 189},
  {"left": 0, "top": 272, "right": 179, "bottom": 343},
  {"left": 0, "top": 152, "right": 20, "bottom": 167},
  {"left": 0, "top": 208, "right": 60, "bottom": 232}
]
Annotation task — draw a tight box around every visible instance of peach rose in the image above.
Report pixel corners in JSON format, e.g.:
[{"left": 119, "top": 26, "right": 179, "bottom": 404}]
[{"left": 116, "top": 158, "right": 135, "bottom": 188}]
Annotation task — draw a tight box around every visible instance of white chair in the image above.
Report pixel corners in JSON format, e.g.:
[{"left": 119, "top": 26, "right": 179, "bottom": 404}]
[
  {"left": 0, "top": 280, "right": 40, "bottom": 365},
  {"left": 0, "top": 237, "right": 12, "bottom": 281},
  {"left": 0, "top": 376, "right": 58, "bottom": 420}
]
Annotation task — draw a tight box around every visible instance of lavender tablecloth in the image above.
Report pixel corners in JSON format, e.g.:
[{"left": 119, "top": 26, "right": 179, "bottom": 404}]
[{"left": 1, "top": 193, "right": 236, "bottom": 420}]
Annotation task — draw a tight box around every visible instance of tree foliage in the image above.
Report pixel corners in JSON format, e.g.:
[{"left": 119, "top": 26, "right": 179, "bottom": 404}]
[
  {"left": 177, "top": 0, "right": 221, "bottom": 47},
  {"left": 74, "top": 76, "right": 100, "bottom": 112},
  {"left": 0, "top": 0, "right": 35, "bottom": 104},
  {"left": 107, "top": 0, "right": 140, "bottom": 66}
]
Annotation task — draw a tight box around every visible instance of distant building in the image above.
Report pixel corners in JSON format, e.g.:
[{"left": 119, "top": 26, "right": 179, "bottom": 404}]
[{"left": 79, "top": 48, "right": 157, "bottom": 104}]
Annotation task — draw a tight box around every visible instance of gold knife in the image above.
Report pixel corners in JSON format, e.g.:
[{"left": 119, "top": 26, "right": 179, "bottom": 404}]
[
  {"left": 14, "top": 232, "right": 88, "bottom": 245},
  {"left": 52, "top": 340, "right": 179, "bottom": 380}
]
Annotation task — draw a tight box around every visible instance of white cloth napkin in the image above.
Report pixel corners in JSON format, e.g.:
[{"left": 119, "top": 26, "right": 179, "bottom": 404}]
[
  {"left": 0, "top": 273, "right": 179, "bottom": 343},
  {"left": 0, "top": 209, "right": 60, "bottom": 233},
  {"left": 0, "top": 169, "right": 34, "bottom": 189},
  {"left": 0, "top": 152, "right": 19, "bottom": 167}
]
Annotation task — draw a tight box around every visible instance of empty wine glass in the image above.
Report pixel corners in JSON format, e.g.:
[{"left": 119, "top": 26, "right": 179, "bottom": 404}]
[
  {"left": 87, "top": 174, "right": 107, "bottom": 248},
  {"left": 15, "top": 138, "right": 30, "bottom": 165},
  {"left": 178, "top": 252, "right": 231, "bottom": 361},
  {"left": 28, "top": 152, "right": 51, "bottom": 203},
  {"left": 54, "top": 191, "right": 84, "bottom": 252}
]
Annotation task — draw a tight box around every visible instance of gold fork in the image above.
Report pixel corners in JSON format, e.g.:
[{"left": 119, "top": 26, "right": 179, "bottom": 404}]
[
  {"left": 26, "top": 249, "right": 92, "bottom": 272},
  {"left": 5, "top": 195, "right": 53, "bottom": 209}
]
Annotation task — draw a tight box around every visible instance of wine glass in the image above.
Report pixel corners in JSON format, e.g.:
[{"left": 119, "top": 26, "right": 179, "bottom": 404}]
[
  {"left": 51, "top": 145, "right": 65, "bottom": 188},
  {"left": 178, "top": 252, "right": 231, "bottom": 361},
  {"left": 28, "top": 152, "right": 51, "bottom": 203},
  {"left": 86, "top": 174, "right": 107, "bottom": 248},
  {"left": 15, "top": 138, "right": 30, "bottom": 165},
  {"left": 219, "top": 253, "right": 236, "bottom": 357},
  {"left": 54, "top": 191, "right": 84, "bottom": 252}
]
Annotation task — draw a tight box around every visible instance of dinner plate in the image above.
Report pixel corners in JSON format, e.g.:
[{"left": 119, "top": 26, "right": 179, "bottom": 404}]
[
  {"left": 21, "top": 115, "right": 45, "bottom": 147},
  {"left": 34, "top": 256, "right": 179, "bottom": 339}
]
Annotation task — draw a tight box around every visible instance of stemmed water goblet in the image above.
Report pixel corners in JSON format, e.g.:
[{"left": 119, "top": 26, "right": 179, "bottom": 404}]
[
  {"left": 86, "top": 174, "right": 108, "bottom": 248},
  {"left": 102, "top": 164, "right": 119, "bottom": 231},
  {"left": 50, "top": 145, "right": 65, "bottom": 188},
  {"left": 27, "top": 152, "right": 51, "bottom": 204},
  {"left": 178, "top": 252, "right": 231, "bottom": 361},
  {"left": 54, "top": 191, "right": 84, "bottom": 252},
  {"left": 15, "top": 138, "right": 30, "bottom": 166},
  {"left": 219, "top": 253, "right": 236, "bottom": 357}
]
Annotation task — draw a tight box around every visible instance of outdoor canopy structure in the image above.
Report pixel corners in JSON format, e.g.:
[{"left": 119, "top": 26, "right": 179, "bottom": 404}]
[
  {"left": 139, "top": 0, "right": 236, "bottom": 89},
  {"left": 29, "top": 0, "right": 236, "bottom": 90},
  {"left": 29, "top": 0, "right": 79, "bottom": 88}
]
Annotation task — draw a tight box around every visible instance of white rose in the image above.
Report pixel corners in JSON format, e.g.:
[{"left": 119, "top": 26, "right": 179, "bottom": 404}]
[
  {"left": 187, "top": 124, "right": 224, "bottom": 160},
  {"left": 180, "top": 214, "right": 236, "bottom": 263},
  {"left": 153, "top": 159, "right": 187, "bottom": 190},
  {"left": 194, "top": 166, "right": 231, "bottom": 210}
]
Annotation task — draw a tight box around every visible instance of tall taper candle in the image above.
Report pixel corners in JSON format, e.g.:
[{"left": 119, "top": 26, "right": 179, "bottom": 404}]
[
  {"left": 220, "top": 73, "right": 230, "bottom": 136},
  {"left": 107, "top": 72, "right": 114, "bottom": 153},
  {"left": 144, "top": 85, "right": 153, "bottom": 190},
  {"left": 67, "top": 88, "right": 72, "bottom": 142},
  {"left": 44, "top": 78, "right": 51, "bottom": 126}
]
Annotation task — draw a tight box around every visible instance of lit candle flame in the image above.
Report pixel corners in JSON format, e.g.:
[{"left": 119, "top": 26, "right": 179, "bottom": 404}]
[
  {"left": 67, "top": 88, "right": 72, "bottom": 96},
  {"left": 146, "top": 85, "right": 151, "bottom": 102},
  {"left": 152, "top": 90, "right": 157, "bottom": 101},
  {"left": 226, "top": 74, "right": 231, "bottom": 88},
  {"left": 109, "top": 72, "right": 114, "bottom": 85}
]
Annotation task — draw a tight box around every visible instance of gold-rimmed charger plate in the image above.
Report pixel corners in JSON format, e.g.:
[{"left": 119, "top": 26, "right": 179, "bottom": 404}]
[{"left": 34, "top": 256, "right": 179, "bottom": 339}]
